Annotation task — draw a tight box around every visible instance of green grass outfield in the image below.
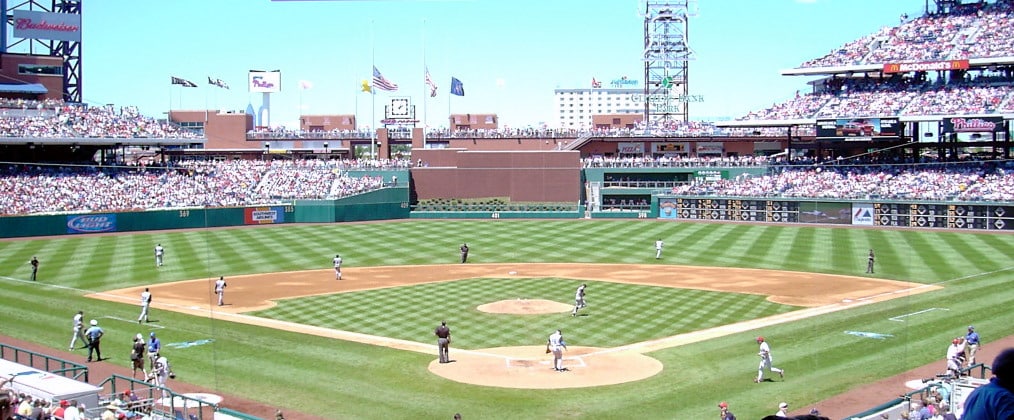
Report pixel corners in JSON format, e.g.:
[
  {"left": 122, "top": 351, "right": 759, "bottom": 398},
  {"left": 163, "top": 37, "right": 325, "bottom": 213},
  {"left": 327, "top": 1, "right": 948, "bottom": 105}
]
[{"left": 1, "top": 220, "right": 1013, "bottom": 419}]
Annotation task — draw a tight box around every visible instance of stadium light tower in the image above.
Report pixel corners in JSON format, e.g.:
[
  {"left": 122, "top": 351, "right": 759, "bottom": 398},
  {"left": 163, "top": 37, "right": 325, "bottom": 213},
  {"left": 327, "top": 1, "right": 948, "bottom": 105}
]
[
  {"left": 641, "top": 0, "right": 696, "bottom": 127},
  {"left": 1, "top": 0, "right": 83, "bottom": 102}
]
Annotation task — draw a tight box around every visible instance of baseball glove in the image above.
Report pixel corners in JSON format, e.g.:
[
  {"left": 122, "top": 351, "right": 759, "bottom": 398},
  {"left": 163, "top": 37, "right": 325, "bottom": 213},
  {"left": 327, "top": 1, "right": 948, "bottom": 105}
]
[{"left": 545, "top": 348, "right": 551, "bottom": 354}]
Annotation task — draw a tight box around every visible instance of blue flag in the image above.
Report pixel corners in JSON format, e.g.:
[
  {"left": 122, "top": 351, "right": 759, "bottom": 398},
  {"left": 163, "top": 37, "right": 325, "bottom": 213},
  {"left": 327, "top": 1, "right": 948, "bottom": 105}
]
[{"left": 450, "top": 77, "right": 464, "bottom": 96}]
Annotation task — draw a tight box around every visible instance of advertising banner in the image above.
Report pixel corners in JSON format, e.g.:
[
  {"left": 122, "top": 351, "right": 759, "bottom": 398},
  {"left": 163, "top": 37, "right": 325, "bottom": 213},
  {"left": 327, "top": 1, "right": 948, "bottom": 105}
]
[
  {"left": 66, "top": 214, "right": 116, "bottom": 234},
  {"left": 882, "top": 60, "right": 969, "bottom": 74},
  {"left": 851, "top": 204, "right": 875, "bottom": 226},
  {"left": 696, "top": 142, "right": 724, "bottom": 155},
  {"left": 942, "top": 116, "right": 1003, "bottom": 133},
  {"left": 244, "top": 206, "right": 285, "bottom": 225},
  {"left": 248, "top": 71, "right": 281, "bottom": 93},
  {"left": 617, "top": 142, "right": 644, "bottom": 155},
  {"left": 12, "top": 10, "right": 81, "bottom": 42},
  {"left": 816, "top": 117, "right": 900, "bottom": 139},
  {"left": 658, "top": 199, "right": 678, "bottom": 219}
]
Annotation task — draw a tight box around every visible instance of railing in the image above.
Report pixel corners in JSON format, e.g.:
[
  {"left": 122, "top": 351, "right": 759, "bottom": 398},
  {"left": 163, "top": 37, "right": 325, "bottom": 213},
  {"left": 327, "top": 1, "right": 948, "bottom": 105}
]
[{"left": 0, "top": 343, "right": 88, "bottom": 382}]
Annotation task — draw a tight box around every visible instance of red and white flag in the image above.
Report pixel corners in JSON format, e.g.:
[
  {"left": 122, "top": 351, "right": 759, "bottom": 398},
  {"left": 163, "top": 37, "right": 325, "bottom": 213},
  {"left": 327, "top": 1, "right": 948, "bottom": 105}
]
[{"left": 424, "top": 67, "right": 438, "bottom": 97}]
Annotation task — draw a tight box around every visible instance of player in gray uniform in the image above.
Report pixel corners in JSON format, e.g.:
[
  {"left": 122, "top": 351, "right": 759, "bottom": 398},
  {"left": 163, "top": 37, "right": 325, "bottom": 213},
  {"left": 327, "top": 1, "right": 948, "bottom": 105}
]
[
  {"left": 434, "top": 321, "right": 451, "bottom": 363},
  {"left": 571, "top": 284, "right": 587, "bottom": 316},
  {"left": 547, "top": 329, "right": 568, "bottom": 371},
  {"left": 333, "top": 254, "right": 343, "bottom": 280},
  {"left": 69, "top": 310, "right": 87, "bottom": 351},
  {"left": 866, "top": 249, "right": 875, "bottom": 273}
]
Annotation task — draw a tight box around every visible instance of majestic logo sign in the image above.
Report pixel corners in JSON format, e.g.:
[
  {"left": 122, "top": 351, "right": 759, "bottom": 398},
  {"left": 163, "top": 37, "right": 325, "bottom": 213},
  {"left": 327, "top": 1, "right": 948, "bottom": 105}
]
[
  {"left": 66, "top": 214, "right": 116, "bottom": 233},
  {"left": 852, "top": 205, "right": 874, "bottom": 226},
  {"left": 12, "top": 10, "right": 81, "bottom": 42}
]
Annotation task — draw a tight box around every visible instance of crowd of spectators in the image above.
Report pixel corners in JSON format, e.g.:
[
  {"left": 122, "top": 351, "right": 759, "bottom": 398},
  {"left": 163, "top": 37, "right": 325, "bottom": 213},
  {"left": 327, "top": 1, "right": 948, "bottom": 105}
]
[
  {"left": 583, "top": 155, "right": 774, "bottom": 168},
  {"left": 0, "top": 159, "right": 393, "bottom": 215},
  {"left": 0, "top": 100, "right": 201, "bottom": 139},
  {"left": 669, "top": 159, "right": 1014, "bottom": 202},
  {"left": 799, "top": 1, "right": 1014, "bottom": 68}
]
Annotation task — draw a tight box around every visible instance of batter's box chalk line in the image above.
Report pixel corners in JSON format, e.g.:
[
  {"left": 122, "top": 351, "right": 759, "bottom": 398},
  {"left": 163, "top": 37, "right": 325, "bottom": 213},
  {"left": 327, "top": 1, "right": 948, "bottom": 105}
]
[{"left": 505, "top": 356, "right": 586, "bottom": 369}]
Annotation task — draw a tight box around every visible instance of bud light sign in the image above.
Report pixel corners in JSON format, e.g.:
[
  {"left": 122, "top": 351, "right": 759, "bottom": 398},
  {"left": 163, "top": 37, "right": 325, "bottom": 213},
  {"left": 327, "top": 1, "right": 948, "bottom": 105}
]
[{"left": 66, "top": 214, "right": 117, "bottom": 234}]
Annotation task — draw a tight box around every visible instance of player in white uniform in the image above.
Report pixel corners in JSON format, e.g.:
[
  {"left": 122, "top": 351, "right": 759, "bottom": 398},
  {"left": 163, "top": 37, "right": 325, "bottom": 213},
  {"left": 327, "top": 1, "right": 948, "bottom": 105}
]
[
  {"left": 571, "top": 284, "right": 587, "bottom": 316},
  {"left": 547, "top": 329, "right": 568, "bottom": 371},
  {"left": 154, "top": 244, "right": 165, "bottom": 267},
  {"left": 214, "top": 276, "right": 227, "bottom": 306},
  {"left": 150, "top": 353, "right": 174, "bottom": 399},
  {"left": 755, "top": 336, "right": 784, "bottom": 383},
  {"left": 137, "top": 288, "right": 152, "bottom": 323},
  {"left": 655, "top": 239, "right": 664, "bottom": 259},
  {"left": 333, "top": 254, "right": 343, "bottom": 280},
  {"left": 69, "top": 310, "right": 87, "bottom": 351},
  {"left": 946, "top": 337, "right": 966, "bottom": 377}
]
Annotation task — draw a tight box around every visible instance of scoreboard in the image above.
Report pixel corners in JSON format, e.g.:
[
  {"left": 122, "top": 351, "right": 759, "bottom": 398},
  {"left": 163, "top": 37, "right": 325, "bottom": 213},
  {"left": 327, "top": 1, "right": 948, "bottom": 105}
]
[{"left": 671, "top": 198, "right": 1014, "bottom": 230}]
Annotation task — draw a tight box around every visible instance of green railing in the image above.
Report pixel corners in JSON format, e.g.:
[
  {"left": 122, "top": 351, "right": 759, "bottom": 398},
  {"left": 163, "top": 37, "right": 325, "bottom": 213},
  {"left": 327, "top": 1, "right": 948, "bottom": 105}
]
[{"left": 0, "top": 343, "right": 88, "bottom": 382}]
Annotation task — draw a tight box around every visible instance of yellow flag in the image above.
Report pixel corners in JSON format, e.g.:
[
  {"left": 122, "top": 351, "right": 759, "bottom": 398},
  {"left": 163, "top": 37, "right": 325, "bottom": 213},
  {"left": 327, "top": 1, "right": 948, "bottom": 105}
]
[{"left": 361, "top": 79, "right": 372, "bottom": 93}]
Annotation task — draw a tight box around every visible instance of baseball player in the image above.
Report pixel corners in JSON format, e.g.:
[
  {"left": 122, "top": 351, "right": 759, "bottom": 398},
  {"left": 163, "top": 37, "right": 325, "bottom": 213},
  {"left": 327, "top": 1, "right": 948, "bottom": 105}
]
[
  {"left": 946, "top": 337, "right": 966, "bottom": 377},
  {"left": 547, "top": 329, "right": 567, "bottom": 371},
  {"left": 150, "top": 353, "right": 174, "bottom": 399},
  {"left": 137, "top": 287, "right": 152, "bottom": 323},
  {"left": 333, "top": 254, "right": 343, "bottom": 280},
  {"left": 460, "top": 243, "right": 469, "bottom": 264},
  {"left": 29, "top": 256, "right": 39, "bottom": 281},
  {"left": 718, "top": 401, "right": 736, "bottom": 420},
  {"left": 69, "top": 310, "right": 87, "bottom": 351},
  {"left": 154, "top": 244, "right": 165, "bottom": 267},
  {"left": 866, "top": 249, "right": 875, "bottom": 273},
  {"left": 754, "top": 336, "right": 784, "bottom": 383},
  {"left": 571, "top": 284, "right": 587, "bottom": 317},
  {"left": 655, "top": 239, "right": 664, "bottom": 259},
  {"left": 214, "top": 276, "right": 227, "bottom": 306}
]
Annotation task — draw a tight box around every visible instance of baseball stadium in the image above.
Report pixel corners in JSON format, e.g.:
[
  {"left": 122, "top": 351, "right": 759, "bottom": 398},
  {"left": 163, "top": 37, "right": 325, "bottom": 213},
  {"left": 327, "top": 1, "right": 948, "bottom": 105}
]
[{"left": 2, "top": 1, "right": 1014, "bottom": 420}]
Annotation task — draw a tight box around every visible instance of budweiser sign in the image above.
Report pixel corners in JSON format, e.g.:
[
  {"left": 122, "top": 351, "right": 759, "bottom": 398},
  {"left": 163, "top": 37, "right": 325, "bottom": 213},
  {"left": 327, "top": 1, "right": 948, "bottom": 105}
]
[
  {"left": 882, "top": 60, "right": 969, "bottom": 74},
  {"left": 943, "top": 116, "right": 1003, "bottom": 133},
  {"left": 12, "top": 10, "right": 81, "bottom": 42}
]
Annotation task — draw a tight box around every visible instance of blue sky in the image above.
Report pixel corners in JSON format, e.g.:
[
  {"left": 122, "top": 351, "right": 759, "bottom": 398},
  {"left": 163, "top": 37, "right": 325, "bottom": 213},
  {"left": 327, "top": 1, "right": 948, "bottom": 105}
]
[{"left": 57, "top": 0, "right": 925, "bottom": 129}]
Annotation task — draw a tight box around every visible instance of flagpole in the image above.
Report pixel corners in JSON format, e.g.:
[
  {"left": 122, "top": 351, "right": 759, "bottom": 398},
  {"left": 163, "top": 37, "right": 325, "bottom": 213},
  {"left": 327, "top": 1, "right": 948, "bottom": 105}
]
[
  {"left": 422, "top": 18, "right": 427, "bottom": 148},
  {"left": 370, "top": 19, "right": 376, "bottom": 159}
]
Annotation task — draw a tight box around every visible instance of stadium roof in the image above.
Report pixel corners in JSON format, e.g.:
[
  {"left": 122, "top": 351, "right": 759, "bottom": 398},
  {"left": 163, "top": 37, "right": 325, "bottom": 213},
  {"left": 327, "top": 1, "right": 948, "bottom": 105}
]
[
  {"left": 780, "top": 56, "right": 1014, "bottom": 77},
  {"left": 0, "top": 83, "right": 47, "bottom": 94}
]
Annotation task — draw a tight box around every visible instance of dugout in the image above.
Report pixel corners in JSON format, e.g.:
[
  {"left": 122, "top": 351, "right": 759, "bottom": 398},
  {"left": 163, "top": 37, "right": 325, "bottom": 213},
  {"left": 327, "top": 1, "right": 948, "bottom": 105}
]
[{"left": 0, "top": 359, "right": 101, "bottom": 409}]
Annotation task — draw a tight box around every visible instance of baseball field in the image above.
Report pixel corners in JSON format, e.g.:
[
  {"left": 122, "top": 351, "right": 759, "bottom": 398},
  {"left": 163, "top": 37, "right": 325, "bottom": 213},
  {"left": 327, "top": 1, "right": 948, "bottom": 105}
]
[{"left": 1, "top": 219, "right": 1012, "bottom": 419}]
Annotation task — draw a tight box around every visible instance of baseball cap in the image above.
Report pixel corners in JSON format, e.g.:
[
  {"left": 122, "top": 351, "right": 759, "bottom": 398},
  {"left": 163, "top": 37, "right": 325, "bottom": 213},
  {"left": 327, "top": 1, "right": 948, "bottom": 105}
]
[
  {"left": 59, "top": 400, "right": 69, "bottom": 407},
  {"left": 779, "top": 402, "right": 789, "bottom": 409},
  {"left": 150, "top": 332, "right": 156, "bottom": 337},
  {"left": 135, "top": 333, "right": 142, "bottom": 340},
  {"left": 968, "top": 325, "right": 975, "bottom": 330},
  {"left": 756, "top": 336, "right": 764, "bottom": 342},
  {"left": 718, "top": 402, "right": 728, "bottom": 409},
  {"left": 952, "top": 338, "right": 961, "bottom": 344},
  {"left": 90, "top": 319, "right": 97, "bottom": 326}
]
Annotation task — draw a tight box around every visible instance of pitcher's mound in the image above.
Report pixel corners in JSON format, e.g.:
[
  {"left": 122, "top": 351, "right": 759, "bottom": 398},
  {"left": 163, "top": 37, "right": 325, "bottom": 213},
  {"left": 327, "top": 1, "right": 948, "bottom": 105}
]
[
  {"left": 477, "top": 299, "right": 573, "bottom": 314},
  {"left": 428, "top": 346, "right": 663, "bottom": 389}
]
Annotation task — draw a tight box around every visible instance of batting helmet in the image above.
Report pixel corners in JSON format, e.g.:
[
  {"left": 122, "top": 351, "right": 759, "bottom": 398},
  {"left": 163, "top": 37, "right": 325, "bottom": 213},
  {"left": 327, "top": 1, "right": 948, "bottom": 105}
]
[{"left": 756, "top": 336, "right": 765, "bottom": 343}]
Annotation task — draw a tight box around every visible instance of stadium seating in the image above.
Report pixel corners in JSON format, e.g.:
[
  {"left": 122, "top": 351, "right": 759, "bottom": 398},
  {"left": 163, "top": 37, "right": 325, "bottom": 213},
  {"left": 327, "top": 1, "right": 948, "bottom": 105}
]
[{"left": 0, "top": 100, "right": 201, "bottom": 139}]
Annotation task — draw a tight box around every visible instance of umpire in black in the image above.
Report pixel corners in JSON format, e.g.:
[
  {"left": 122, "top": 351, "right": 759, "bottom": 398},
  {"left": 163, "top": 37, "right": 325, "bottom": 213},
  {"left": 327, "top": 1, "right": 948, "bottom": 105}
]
[{"left": 435, "top": 321, "right": 451, "bottom": 363}]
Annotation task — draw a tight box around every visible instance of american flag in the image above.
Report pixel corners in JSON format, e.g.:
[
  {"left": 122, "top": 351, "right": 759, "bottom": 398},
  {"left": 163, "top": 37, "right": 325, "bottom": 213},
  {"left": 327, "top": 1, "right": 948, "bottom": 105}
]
[
  {"left": 372, "top": 66, "right": 399, "bottom": 92},
  {"left": 424, "top": 67, "right": 438, "bottom": 97}
]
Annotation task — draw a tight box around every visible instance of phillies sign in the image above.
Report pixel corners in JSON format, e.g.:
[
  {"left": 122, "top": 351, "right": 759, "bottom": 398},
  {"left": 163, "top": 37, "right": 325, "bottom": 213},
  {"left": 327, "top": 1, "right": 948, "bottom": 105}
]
[
  {"left": 942, "top": 116, "right": 1003, "bottom": 133},
  {"left": 12, "top": 10, "right": 81, "bottom": 42}
]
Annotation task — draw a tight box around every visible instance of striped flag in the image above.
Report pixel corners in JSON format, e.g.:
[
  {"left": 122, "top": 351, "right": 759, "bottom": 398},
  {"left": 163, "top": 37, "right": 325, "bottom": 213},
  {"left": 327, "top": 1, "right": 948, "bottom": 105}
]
[
  {"left": 372, "top": 66, "right": 399, "bottom": 92},
  {"left": 171, "top": 76, "right": 197, "bottom": 88},
  {"left": 424, "top": 67, "right": 438, "bottom": 97}
]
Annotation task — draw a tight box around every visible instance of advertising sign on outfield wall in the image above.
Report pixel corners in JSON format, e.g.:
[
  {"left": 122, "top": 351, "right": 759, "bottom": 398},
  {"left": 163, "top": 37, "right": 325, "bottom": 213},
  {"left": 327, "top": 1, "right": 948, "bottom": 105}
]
[
  {"left": 12, "top": 10, "right": 81, "bottom": 42},
  {"left": 244, "top": 207, "right": 285, "bottom": 224},
  {"left": 66, "top": 214, "right": 116, "bottom": 234},
  {"left": 852, "top": 204, "right": 875, "bottom": 226},
  {"left": 696, "top": 142, "right": 724, "bottom": 155},
  {"left": 941, "top": 116, "right": 1003, "bottom": 133},
  {"left": 658, "top": 199, "right": 678, "bottom": 219}
]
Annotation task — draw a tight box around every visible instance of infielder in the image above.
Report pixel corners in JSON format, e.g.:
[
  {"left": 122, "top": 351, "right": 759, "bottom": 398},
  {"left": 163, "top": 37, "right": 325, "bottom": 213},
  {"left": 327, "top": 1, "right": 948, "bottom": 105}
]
[
  {"left": 571, "top": 284, "right": 587, "bottom": 317},
  {"left": 137, "top": 287, "right": 152, "bottom": 323},
  {"left": 755, "top": 336, "right": 784, "bottom": 382},
  {"left": 69, "top": 310, "right": 87, "bottom": 351},
  {"left": 154, "top": 244, "right": 165, "bottom": 267},
  {"left": 547, "top": 329, "right": 568, "bottom": 371},
  {"left": 655, "top": 238, "right": 664, "bottom": 259},
  {"left": 214, "top": 276, "right": 227, "bottom": 306},
  {"left": 866, "top": 249, "right": 875, "bottom": 274},
  {"left": 333, "top": 254, "right": 343, "bottom": 280}
]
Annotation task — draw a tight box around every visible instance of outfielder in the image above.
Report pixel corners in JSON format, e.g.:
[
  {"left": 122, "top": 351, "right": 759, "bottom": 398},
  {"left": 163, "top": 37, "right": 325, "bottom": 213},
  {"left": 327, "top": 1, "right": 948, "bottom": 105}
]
[
  {"left": 866, "top": 249, "right": 875, "bottom": 274},
  {"left": 571, "top": 284, "right": 587, "bottom": 317},
  {"left": 755, "top": 336, "right": 784, "bottom": 382},
  {"left": 137, "top": 287, "right": 152, "bottom": 323},
  {"left": 69, "top": 310, "right": 87, "bottom": 351},
  {"left": 333, "top": 254, "right": 343, "bottom": 280},
  {"left": 547, "top": 329, "right": 568, "bottom": 371},
  {"left": 655, "top": 238, "right": 664, "bottom": 259},
  {"left": 154, "top": 244, "right": 165, "bottom": 267},
  {"left": 214, "top": 276, "right": 227, "bottom": 306}
]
